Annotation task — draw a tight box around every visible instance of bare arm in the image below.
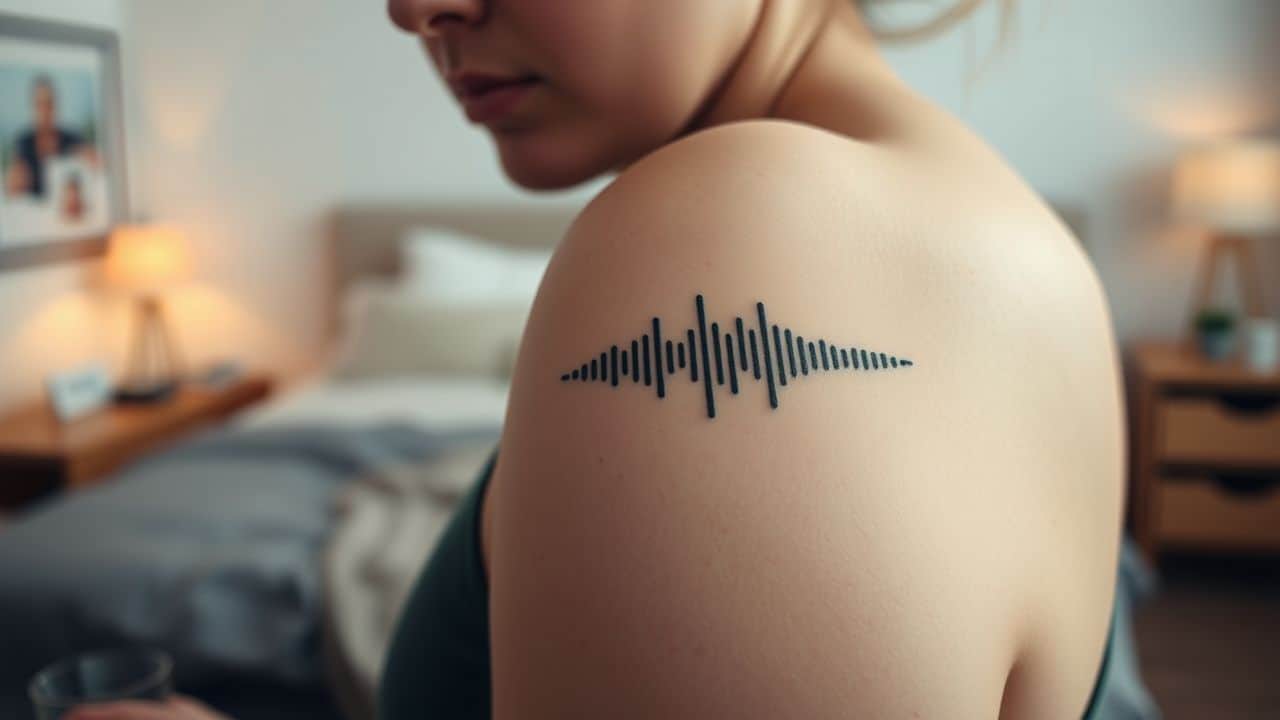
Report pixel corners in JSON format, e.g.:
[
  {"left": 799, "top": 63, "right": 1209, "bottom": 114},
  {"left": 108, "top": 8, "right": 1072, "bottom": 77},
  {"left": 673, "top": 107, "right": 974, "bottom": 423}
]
[{"left": 484, "top": 122, "right": 1105, "bottom": 718}]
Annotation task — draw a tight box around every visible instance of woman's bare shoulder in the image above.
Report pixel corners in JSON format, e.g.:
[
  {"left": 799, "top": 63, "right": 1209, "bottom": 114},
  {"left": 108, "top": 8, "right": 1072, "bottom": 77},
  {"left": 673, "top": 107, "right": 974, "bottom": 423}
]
[
  {"left": 556, "top": 116, "right": 1112, "bottom": 361},
  {"left": 486, "top": 119, "right": 1120, "bottom": 717},
  {"left": 579, "top": 118, "right": 898, "bottom": 231}
]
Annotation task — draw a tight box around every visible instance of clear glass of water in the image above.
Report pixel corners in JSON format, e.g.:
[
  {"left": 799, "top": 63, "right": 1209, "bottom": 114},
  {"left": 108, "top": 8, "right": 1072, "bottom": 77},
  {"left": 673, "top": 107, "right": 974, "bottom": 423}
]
[{"left": 29, "top": 648, "right": 172, "bottom": 720}]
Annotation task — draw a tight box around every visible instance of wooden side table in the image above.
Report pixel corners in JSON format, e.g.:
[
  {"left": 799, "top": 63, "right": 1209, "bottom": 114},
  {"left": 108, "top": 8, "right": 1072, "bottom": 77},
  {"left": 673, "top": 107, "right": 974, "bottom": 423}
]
[
  {"left": 1128, "top": 342, "right": 1280, "bottom": 557},
  {"left": 0, "top": 375, "right": 273, "bottom": 508}
]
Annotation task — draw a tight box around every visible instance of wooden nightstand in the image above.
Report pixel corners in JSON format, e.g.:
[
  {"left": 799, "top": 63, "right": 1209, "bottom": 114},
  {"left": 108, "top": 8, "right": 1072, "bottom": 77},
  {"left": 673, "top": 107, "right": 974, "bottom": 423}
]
[
  {"left": 0, "top": 375, "right": 273, "bottom": 508},
  {"left": 1128, "top": 342, "right": 1280, "bottom": 558}
]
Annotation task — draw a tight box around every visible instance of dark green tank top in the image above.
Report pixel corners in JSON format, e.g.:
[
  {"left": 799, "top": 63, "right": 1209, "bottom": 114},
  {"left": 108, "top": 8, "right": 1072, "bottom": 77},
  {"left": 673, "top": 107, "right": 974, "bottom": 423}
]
[{"left": 378, "top": 448, "right": 1115, "bottom": 718}]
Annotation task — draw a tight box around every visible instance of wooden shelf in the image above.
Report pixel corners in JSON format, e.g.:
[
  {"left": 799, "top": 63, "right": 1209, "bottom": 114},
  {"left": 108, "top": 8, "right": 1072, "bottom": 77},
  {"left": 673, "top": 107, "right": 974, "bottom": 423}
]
[{"left": 0, "top": 375, "right": 272, "bottom": 508}]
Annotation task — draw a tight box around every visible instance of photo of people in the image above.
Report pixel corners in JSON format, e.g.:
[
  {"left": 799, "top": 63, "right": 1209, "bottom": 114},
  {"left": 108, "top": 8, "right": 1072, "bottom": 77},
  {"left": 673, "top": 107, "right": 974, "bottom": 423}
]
[{"left": 0, "top": 35, "right": 113, "bottom": 248}]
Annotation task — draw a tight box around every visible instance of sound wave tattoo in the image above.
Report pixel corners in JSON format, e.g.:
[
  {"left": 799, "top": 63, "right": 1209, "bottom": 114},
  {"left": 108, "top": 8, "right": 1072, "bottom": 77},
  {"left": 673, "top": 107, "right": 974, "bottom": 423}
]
[{"left": 557, "top": 294, "right": 915, "bottom": 418}]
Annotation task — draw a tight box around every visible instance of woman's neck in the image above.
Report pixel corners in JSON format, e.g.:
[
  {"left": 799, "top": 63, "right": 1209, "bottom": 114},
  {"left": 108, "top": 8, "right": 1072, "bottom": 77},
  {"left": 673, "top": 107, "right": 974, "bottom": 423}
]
[{"left": 687, "top": 0, "right": 931, "bottom": 144}]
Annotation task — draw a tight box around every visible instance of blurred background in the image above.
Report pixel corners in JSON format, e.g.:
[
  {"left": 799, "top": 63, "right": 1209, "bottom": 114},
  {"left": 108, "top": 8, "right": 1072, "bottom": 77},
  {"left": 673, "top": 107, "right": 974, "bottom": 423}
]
[{"left": 0, "top": 1, "right": 1277, "bottom": 718}]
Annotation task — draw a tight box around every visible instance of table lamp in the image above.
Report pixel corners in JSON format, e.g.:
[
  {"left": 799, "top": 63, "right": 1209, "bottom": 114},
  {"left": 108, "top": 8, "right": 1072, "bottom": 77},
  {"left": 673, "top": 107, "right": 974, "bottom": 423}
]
[
  {"left": 104, "top": 224, "right": 188, "bottom": 403},
  {"left": 1173, "top": 140, "right": 1280, "bottom": 330}
]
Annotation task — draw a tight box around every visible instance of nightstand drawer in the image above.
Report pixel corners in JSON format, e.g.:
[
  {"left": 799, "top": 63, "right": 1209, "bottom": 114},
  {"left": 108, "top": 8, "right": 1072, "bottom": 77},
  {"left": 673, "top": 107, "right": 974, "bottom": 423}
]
[
  {"left": 1158, "top": 397, "right": 1280, "bottom": 467},
  {"left": 1158, "top": 477, "right": 1280, "bottom": 550}
]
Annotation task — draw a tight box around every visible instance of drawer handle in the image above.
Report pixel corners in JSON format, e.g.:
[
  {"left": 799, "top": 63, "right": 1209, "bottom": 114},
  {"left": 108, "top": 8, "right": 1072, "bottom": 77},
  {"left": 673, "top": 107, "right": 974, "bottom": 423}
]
[
  {"left": 1212, "top": 474, "right": 1280, "bottom": 498},
  {"left": 1219, "top": 393, "right": 1280, "bottom": 415}
]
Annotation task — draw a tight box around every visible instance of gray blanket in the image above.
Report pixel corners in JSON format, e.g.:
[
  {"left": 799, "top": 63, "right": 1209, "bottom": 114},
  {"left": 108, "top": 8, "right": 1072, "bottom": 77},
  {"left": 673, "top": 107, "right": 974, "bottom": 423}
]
[{"left": 0, "top": 423, "right": 498, "bottom": 706}]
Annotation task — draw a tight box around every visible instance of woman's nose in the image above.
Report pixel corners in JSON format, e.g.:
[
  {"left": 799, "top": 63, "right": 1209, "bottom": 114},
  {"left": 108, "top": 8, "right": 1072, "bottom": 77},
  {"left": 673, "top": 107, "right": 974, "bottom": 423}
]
[{"left": 387, "top": 0, "right": 484, "bottom": 37}]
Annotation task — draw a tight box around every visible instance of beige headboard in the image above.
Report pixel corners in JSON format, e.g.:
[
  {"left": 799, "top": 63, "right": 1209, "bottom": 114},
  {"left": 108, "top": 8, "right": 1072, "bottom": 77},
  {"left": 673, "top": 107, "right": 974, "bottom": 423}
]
[
  {"left": 325, "top": 198, "right": 1086, "bottom": 329},
  {"left": 325, "top": 202, "right": 582, "bottom": 342},
  {"left": 330, "top": 197, "right": 1086, "bottom": 288},
  {"left": 331, "top": 202, "right": 582, "bottom": 294}
]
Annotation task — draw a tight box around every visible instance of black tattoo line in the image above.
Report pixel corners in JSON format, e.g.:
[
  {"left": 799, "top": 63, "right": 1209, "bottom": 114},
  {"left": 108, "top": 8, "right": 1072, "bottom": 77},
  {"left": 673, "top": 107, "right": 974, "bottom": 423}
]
[{"left": 557, "top": 294, "right": 914, "bottom": 418}]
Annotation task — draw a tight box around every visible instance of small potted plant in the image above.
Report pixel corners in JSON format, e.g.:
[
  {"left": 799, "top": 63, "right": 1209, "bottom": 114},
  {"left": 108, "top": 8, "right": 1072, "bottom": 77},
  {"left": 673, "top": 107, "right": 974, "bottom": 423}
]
[{"left": 1195, "top": 307, "right": 1237, "bottom": 361}]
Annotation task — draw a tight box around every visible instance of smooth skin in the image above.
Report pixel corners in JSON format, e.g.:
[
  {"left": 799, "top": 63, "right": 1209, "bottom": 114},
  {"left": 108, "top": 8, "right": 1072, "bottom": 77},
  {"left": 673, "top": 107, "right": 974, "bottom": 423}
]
[
  {"left": 89, "top": 0, "right": 1123, "bottom": 717},
  {"left": 485, "top": 126, "right": 1123, "bottom": 717},
  {"left": 394, "top": 0, "right": 1124, "bottom": 717}
]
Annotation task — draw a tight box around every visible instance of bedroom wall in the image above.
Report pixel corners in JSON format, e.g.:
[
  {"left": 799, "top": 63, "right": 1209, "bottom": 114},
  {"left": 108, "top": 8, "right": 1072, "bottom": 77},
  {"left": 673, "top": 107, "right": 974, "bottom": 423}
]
[
  {"left": 0, "top": 0, "right": 122, "bottom": 412},
  {"left": 118, "top": 1, "right": 597, "bottom": 403},
  {"left": 118, "top": 2, "right": 351, "bottom": 393},
  {"left": 1, "top": 0, "right": 1276, "bottom": 413},
  {"left": 878, "top": 0, "right": 1280, "bottom": 339},
  {"left": 118, "top": 0, "right": 1279, "bottom": 394},
  {"left": 5, "top": 0, "right": 572, "bottom": 412}
]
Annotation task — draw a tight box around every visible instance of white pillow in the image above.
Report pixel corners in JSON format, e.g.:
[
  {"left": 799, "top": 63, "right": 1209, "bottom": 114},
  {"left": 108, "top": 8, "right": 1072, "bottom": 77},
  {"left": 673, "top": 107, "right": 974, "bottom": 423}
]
[
  {"left": 400, "top": 228, "right": 552, "bottom": 306},
  {"left": 334, "top": 282, "right": 530, "bottom": 381}
]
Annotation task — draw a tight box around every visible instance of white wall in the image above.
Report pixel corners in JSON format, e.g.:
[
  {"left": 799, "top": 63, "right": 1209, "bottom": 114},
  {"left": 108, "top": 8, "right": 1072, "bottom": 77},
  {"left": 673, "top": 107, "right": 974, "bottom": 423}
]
[
  {"left": 117, "top": 0, "right": 1280, "bottom": 387},
  {"left": 119, "top": 1, "right": 597, "bottom": 405},
  {"left": 1, "top": 0, "right": 1276, "bottom": 412},
  {"left": 879, "top": 0, "right": 1280, "bottom": 339},
  {"left": 0, "top": 0, "right": 121, "bottom": 412}
]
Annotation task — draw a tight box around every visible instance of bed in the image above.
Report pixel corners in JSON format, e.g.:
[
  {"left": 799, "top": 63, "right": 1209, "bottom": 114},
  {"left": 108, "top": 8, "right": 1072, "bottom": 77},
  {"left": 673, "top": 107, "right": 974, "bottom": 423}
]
[{"left": 0, "top": 202, "right": 577, "bottom": 720}]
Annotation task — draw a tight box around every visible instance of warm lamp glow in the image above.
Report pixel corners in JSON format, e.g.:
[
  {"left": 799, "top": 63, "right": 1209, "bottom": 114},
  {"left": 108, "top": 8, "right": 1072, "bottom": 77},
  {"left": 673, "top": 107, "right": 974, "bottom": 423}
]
[
  {"left": 1173, "top": 141, "right": 1280, "bottom": 236},
  {"left": 105, "top": 224, "right": 189, "bottom": 294},
  {"left": 105, "top": 224, "right": 188, "bottom": 401}
]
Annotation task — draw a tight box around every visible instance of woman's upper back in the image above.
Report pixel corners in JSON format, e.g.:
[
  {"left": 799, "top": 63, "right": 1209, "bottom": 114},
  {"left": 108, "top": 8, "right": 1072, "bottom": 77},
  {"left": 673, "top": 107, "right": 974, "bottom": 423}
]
[{"left": 483, "top": 118, "right": 1124, "bottom": 718}]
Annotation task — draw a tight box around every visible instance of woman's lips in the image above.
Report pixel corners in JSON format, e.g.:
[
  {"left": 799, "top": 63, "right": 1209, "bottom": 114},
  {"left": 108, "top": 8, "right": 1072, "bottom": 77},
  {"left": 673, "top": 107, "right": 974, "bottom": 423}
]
[{"left": 450, "top": 73, "right": 540, "bottom": 125}]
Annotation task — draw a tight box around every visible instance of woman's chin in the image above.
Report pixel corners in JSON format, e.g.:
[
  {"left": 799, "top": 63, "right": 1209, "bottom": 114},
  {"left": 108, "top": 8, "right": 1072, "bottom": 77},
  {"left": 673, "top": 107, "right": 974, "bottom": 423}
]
[
  {"left": 498, "top": 154, "right": 593, "bottom": 191},
  {"left": 493, "top": 134, "right": 611, "bottom": 191}
]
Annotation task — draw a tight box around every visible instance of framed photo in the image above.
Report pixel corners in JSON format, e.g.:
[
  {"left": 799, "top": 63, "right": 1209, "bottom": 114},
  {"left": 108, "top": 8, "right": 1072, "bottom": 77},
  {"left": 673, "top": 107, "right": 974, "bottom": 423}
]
[{"left": 0, "top": 12, "right": 127, "bottom": 271}]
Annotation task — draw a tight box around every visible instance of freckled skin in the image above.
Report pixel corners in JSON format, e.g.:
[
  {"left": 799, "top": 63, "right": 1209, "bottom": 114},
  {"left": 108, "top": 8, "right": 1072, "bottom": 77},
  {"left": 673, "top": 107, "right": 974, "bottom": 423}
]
[{"left": 386, "top": 1, "right": 1124, "bottom": 718}]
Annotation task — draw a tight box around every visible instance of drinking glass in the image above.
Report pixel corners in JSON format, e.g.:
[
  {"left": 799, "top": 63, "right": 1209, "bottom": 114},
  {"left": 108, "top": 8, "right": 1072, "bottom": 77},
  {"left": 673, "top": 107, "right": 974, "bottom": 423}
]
[{"left": 29, "top": 648, "right": 172, "bottom": 720}]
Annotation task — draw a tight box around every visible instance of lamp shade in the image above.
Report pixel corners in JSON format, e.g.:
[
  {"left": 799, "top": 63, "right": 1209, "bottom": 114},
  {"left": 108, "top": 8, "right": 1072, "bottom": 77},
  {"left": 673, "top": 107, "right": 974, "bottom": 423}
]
[
  {"left": 1173, "top": 141, "right": 1280, "bottom": 236},
  {"left": 104, "top": 224, "right": 188, "bottom": 295}
]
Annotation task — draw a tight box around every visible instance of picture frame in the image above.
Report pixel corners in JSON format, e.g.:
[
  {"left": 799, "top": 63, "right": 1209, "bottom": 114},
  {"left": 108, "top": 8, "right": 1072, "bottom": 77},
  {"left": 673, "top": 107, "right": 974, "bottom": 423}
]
[{"left": 0, "top": 12, "right": 127, "bottom": 271}]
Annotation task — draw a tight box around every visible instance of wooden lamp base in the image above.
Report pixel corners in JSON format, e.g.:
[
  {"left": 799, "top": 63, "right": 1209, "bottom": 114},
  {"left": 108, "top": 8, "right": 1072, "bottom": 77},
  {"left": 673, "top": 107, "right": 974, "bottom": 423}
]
[
  {"left": 1186, "top": 233, "right": 1266, "bottom": 335},
  {"left": 115, "top": 294, "right": 182, "bottom": 405}
]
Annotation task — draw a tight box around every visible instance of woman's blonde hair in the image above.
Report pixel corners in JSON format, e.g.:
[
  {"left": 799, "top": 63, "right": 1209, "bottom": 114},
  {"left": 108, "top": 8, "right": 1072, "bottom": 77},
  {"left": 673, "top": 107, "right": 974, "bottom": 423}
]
[
  {"left": 859, "top": 0, "right": 1016, "bottom": 44},
  {"left": 858, "top": 0, "right": 1019, "bottom": 86}
]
